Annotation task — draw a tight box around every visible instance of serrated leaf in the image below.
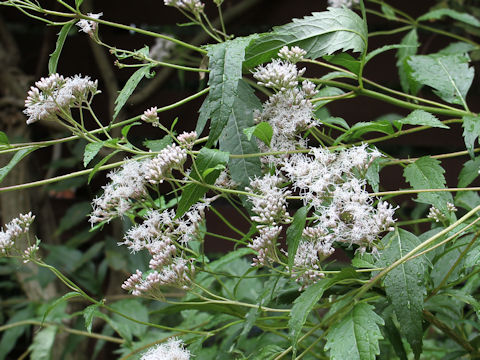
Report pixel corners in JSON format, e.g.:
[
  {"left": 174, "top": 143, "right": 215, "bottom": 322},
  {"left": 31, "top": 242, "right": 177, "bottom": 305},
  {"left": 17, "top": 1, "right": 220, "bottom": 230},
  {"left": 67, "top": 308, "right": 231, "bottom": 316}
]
[
  {"left": 418, "top": 8, "right": 480, "bottom": 28},
  {"left": 204, "top": 36, "right": 257, "bottom": 147},
  {"left": 143, "top": 135, "right": 172, "bottom": 152},
  {"left": 396, "top": 29, "right": 419, "bottom": 93},
  {"left": 110, "top": 299, "right": 149, "bottom": 341},
  {"left": 49, "top": 22, "right": 74, "bottom": 74},
  {"left": 83, "top": 141, "right": 104, "bottom": 167},
  {"left": 406, "top": 53, "right": 474, "bottom": 107},
  {"left": 397, "top": 109, "right": 449, "bottom": 129},
  {"left": 83, "top": 304, "right": 100, "bottom": 333},
  {"left": 255, "top": 345, "right": 285, "bottom": 359},
  {"left": 290, "top": 268, "right": 357, "bottom": 355},
  {"left": 244, "top": 8, "right": 367, "bottom": 68},
  {"left": 176, "top": 148, "right": 229, "bottom": 217},
  {"left": 376, "top": 228, "right": 425, "bottom": 358},
  {"left": 42, "top": 292, "right": 80, "bottom": 324},
  {"left": 113, "top": 65, "right": 152, "bottom": 120},
  {"left": 325, "top": 302, "right": 384, "bottom": 360},
  {"left": 404, "top": 156, "right": 453, "bottom": 213},
  {"left": 0, "top": 147, "right": 38, "bottom": 183},
  {"left": 243, "top": 122, "right": 273, "bottom": 147},
  {"left": 29, "top": 326, "right": 57, "bottom": 360},
  {"left": 286, "top": 206, "right": 308, "bottom": 270},
  {"left": 462, "top": 115, "right": 480, "bottom": 157},
  {"left": 0, "top": 131, "right": 9, "bottom": 146},
  {"left": 323, "top": 53, "right": 360, "bottom": 74},
  {"left": 458, "top": 156, "right": 480, "bottom": 187},
  {"left": 439, "top": 42, "right": 475, "bottom": 55},
  {"left": 219, "top": 80, "right": 262, "bottom": 189}
]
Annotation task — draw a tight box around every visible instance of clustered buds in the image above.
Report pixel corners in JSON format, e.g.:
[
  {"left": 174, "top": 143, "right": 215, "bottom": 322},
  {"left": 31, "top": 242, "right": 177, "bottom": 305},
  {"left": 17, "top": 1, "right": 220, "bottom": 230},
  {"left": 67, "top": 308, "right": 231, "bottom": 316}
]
[
  {"left": 177, "top": 131, "right": 198, "bottom": 149},
  {"left": 427, "top": 202, "right": 457, "bottom": 223},
  {"left": 0, "top": 213, "right": 35, "bottom": 256},
  {"left": 141, "top": 107, "right": 160, "bottom": 126},
  {"left": 145, "top": 144, "right": 188, "bottom": 184},
  {"left": 76, "top": 12, "right": 103, "bottom": 36},
  {"left": 140, "top": 338, "right": 191, "bottom": 360},
  {"left": 278, "top": 45, "right": 307, "bottom": 64},
  {"left": 24, "top": 73, "right": 99, "bottom": 124},
  {"left": 327, "top": 0, "right": 359, "bottom": 8},
  {"left": 164, "top": 0, "right": 204, "bottom": 14}
]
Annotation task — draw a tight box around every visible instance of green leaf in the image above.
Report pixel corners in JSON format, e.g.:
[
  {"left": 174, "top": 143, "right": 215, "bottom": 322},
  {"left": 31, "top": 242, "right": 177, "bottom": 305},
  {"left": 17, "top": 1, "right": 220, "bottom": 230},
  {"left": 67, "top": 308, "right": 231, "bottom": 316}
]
[
  {"left": 219, "top": 80, "right": 262, "bottom": 189},
  {"left": 397, "top": 109, "right": 449, "bottom": 129},
  {"left": 334, "top": 121, "right": 394, "bottom": 145},
  {"left": 83, "top": 304, "right": 100, "bottom": 333},
  {"left": 365, "top": 157, "right": 385, "bottom": 193},
  {"left": 176, "top": 148, "right": 229, "bottom": 217},
  {"left": 439, "top": 42, "right": 475, "bottom": 55},
  {"left": 376, "top": 228, "right": 426, "bottom": 358},
  {"left": 244, "top": 8, "right": 367, "bottom": 68},
  {"left": 204, "top": 36, "right": 257, "bottom": 147},
  {"left": 42, "top": 292, "right": 80, "bottom": 324},
  {"left": 87, "top": 149, "right": 120, "bottom": 184},
  {"left": 406, "top": 53, "right": 474, "bottom": 107},
  {"left": 243, "top": 122, "right": 273, "bottom": 147},
  {"left": 396, "top": 29, "right": 419, "bottom": 94},
  {"left": 418, "top": 8, "right": 480, "bottom": 28},
  {"left": 48, "top": 22, "right": 74, "bottom": 74},
  {"left": 29, "top": 326, "right": 57, "bottom": 360},
  {"left": 313, "top": 86, "right": 345, "bottom": 109},
  {"left": 0, "top": 147, "right": 38, "bottom": 183},
  {"left": 381, "top": 4, "right": 397, "bottom": 20},
  {"left": 365, "top": 44, "right": 417, "bottom": 65},
  {"left": 113, "top": 65, "right": 152, "bottom": 120},
  {"left": 290, "top": 268, "right": 357, "bottom": 355},
  {"left": 286, "top": 206, "right": 308, "bottom": 270},
  {"left": 121, "top": 121, "right": 141, "bottom": 139},
  {"left": 323, "top": 53, "right": 360, "bottom": 74},
  {"left": 0, "top": 131, "right": 10, "bottom": 146},
  {"left": 462, "top": 115, "right": 480, "bottom": 157},
  {"left": 319, "top": 116, "right": 350, "bottom": 130},
  {"left": 0, "top": 306, "right": 34, "bottom": 360},
  {"left": 382, "top": 307, "right": 408, "bottom": 360},
  {"left": 458, "top": 156, "right": 480, "bottom": 187},
  {"left": 325, "top": 302, "right": 384, "bottom": 360},
  {"left": 143, "top": 135, "right": 172, "bottom": 152},
  {"left": 83, "top": 141, "right": 104, "bottom": 167},
  {"left": 255, "top": 345, "right": 285, "bottom": 360},
  {"left": 404, "top": 156, "right": 453, "bottom": 213},
  {"left": 110, "top": 299, "right": 149, "bottom": 341}
]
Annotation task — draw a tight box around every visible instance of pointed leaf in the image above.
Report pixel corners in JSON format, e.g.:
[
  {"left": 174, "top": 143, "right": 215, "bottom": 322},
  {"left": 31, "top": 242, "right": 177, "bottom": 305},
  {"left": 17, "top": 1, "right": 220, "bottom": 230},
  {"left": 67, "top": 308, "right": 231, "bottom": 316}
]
[
  {"left": 87, "top": 149, "right": 120, "bottom": 184},
  {"left": 462, "top": 115, "right": 480, "bottom": 157},
  {"left": 406, "top": 53, "right": 474, "bottom": 107},
  {"left": 204, "top": 36, "right": 257, "bottom": 146},
  {"left": 365, "top": 44, "right": 417, "bottom": 65},
  {"left": 83, "top": 141, "right": 104, "bottom": 167},
  {"left": 0, "top": 131, "right": 9, "bottom": 146},
  {"left": 219, "top": 80, "right": 262, "bottom": 189},
  {"left": 404, "top": 156, "right": 453, "bottom": 213},
  {"left": 42, "top": 292, "right": 81, "bottom": 324},
  {"left": 397, "top": 109, "right": 449, "bottom": 129},
  {"left": 418, "top": 8, "right": 480, "bottom": 28},
  {"left": 244, "top": 8, "right": 367, "bottom": 68},
  {"left": 83, "top": 304, "right": 100, "bottom": 333},
  {"left": 113, "top": 65, "right": 152, "bottom": 120},
  {"left": 49, "top": 22, "right": 74, "bottom": 74},
  {"left": 176, "top": 148, "right": 229, "bottom": 217},
  {"left": 243, "top": 122, "right": 273, "bottom": 146},
  {"left": 458, "top": 156, "right": 480, "bottom": 187},
  {"left": 290, "top": 268, "right": 358, "bottom": 355},
  {"left": 396, "top": 29, "right": 419, "bottom": 94},
  {"left": 323, "top": 53, "right": 360, "bottom": 74},
  {"left": 376, "top": 229, "right": 426, "bottom": 358},
  {"left": 325, "top": 302, "right": 384, "bottom": 360},
  {"left": 29, "top": 326, "right": 57, "bottom": 360},
  {"left": 0, "top": 147, "right": 38, "bottom": 183},
  {"left": 143, "top": 135, "right": 172, "bottom": 152},
  {"left": 286, "top": 206, "right": 308, "bottom": 270}
]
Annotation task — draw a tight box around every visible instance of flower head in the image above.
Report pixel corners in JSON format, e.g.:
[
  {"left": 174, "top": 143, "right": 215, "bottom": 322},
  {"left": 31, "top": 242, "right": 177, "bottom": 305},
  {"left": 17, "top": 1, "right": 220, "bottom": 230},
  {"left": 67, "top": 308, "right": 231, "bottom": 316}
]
[
  {"left": 328, "top": 0, "right": 359, "bottom": 8},
  {"left": 164, "top": 0, "right": 204, "bottom": 13},
  {"left": 0, "top": 213, "right": 35, "bottom": 255},
  {"left": 141, "top": 338, "right": 191, "bottom": 360},
  {"left": 76, "top": 12, "right": 103, "bottom": 36}
]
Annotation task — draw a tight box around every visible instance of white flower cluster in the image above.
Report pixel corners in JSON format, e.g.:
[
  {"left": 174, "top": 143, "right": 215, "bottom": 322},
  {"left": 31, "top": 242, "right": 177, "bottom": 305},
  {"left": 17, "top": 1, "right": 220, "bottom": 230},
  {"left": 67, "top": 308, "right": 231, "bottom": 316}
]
[
  {"left": 141, "top": 107, "right": 160, "bottom": 126},
  {"left": 164, "top": 0, "right": 204, "bottom": 13},
  {"left": 427, "top": 202, "right": 457, "bottom": 223},
  {"left": 246, "top": 174, "right": 290, "bottom": 266},
  {"left": 120, "top": 204, "right": 207, "bottom": 296},
  {"left": 177, "top": 131, "right": 198, "bottom": 149},
  {"left": 327, "top": 0, "right": 359, "bottom": 8},
  {"left": 76, "top": 12, "right": 103, "bottom": 36},
  {"left": 282, "top": 145, "right": 396, "bottom": 287},
  {"left": 0, "top": 213, "right": 35, "bottom": 255},
  {"left": 141, "top": 338, "right": 191, "bottom": 360},
  {"left": 90, "top": 160, "right": 149, "bottom": 225},
  {"left": 145, "top": 144, "right": 188, "bottom": 184},
  {"left": 253, "top": 47, "right": 318, "bottom": 165},
  {"left": 24, "top": 73, "right": 99, "bottom": 124},
  {"left": 149, "top": 36, "right": 176, "bottom": 62}
]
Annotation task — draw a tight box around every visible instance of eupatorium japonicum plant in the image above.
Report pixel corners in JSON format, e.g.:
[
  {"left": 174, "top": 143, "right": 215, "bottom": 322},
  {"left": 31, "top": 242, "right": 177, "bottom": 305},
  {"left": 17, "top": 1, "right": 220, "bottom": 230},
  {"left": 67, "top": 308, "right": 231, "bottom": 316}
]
[{"left": 1, "top": 0, "right": 480, "bottom": 359}]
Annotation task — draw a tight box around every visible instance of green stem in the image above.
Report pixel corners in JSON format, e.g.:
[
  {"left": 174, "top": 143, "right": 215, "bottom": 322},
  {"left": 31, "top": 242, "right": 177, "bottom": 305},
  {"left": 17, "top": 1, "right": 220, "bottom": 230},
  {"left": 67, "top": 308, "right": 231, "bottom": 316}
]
[{"left": 371, "top": 186, "right": 480, "bottom": 197}]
